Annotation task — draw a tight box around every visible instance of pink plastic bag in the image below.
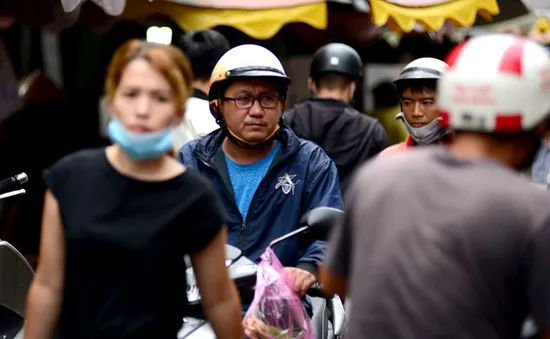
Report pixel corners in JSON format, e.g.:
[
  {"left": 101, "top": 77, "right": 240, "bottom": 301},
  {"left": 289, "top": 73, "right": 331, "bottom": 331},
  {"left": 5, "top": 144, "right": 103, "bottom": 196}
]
[{"left": 243, "top": 248, "right": 314, "bottom": 339}]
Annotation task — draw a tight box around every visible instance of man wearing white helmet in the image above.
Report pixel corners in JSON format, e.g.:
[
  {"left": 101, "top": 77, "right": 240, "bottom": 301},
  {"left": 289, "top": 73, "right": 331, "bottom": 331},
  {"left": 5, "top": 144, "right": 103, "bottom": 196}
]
[
  {"left": 378, "top": 57, "right": 451, "bottom": 158},
  {"left": 320, "top": 34, "right": 550, "bottom": 339},
  {"left": 177, "top": 45, "right": 342, "bottom": 308}
]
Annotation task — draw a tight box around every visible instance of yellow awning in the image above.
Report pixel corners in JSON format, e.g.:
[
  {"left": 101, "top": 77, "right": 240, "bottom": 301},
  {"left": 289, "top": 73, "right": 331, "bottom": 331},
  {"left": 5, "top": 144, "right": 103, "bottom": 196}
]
[
  {"left": 529, "top": 16, "right": 550, "bottom": 44},
  {"left": 122, "top": 0, "right": 327, "bottom": 40},
  {"left": 369, "top": 0, "right": 500, "bottom": 33},
  {"left": 530, "top": 16, "right": 550, "bottom": 35}
]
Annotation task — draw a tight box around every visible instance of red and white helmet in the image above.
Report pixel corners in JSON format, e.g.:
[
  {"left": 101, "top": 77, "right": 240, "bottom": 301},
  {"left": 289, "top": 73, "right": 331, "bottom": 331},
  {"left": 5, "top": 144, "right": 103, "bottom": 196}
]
[{"left": 437, "top": 34, "right": 550, "bottom": 133}]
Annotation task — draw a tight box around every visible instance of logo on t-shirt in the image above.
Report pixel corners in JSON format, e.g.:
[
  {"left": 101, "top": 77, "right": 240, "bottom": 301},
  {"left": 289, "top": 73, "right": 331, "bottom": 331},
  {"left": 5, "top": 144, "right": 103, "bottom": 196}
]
[{"left": 275, "top": 173, "right": 300, "bottom": 195}]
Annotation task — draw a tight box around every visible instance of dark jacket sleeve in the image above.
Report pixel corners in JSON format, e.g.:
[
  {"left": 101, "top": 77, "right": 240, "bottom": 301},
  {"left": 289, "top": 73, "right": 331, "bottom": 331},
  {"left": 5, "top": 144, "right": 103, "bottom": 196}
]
[
  {"left": 357, "top": 120, "right": 390, "bottom": 162},
  {"left": 371, "top": 121, "right": 391, "bottom": 156},
  {"left": 297, "top": 149, "right": 344, "bottom": 273}
]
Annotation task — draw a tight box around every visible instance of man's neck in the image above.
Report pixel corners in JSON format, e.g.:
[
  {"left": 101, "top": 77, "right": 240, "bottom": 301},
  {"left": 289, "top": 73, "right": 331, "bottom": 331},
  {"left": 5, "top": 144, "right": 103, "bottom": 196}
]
[
  {"left": 544, "top": 132, "right": 550, "bottom": 146},
  {"left": 448, "top": 133, "right": 521, "bottom": 168},
  {"left": 193, "top": 80, "right": 210, "bottom": 97},
  {"left": 314, "top": 89, "right": 349, "bottom": 103},
  {"left": 222, "top": 137, "right": 276, "bottom": 165}
]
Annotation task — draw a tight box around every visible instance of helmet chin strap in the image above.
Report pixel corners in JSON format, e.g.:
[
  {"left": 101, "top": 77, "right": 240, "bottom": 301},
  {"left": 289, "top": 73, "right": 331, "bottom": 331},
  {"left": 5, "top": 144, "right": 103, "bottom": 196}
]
[
  {"left": 213, "top": 98, "right": 284, "bottom": 150},
  {"left": 215, "top": 114, "right": 281, "bottom": 149},
  {"left": 226, "top": 125, "right": 280, "bottom": 150}
]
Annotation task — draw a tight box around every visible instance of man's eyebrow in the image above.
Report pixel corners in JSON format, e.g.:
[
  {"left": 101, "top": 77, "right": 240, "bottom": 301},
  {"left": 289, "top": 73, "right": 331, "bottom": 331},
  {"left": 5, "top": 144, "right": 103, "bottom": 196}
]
[{"left": 234, "top": 89, "right": 278, "bottom": 96}]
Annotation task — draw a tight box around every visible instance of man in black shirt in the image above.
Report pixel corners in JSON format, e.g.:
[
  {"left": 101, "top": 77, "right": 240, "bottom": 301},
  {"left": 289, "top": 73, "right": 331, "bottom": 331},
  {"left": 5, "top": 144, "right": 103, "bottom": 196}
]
[{"left": 285, "top": 43, "right": 389, "bottom": 196}]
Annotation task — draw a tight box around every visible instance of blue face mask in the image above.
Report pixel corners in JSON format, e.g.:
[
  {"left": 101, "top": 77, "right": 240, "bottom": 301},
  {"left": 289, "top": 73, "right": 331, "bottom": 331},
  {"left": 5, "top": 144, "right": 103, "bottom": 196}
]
[{"left": 107, "top": 119, "right": 174, "bottom": 161}]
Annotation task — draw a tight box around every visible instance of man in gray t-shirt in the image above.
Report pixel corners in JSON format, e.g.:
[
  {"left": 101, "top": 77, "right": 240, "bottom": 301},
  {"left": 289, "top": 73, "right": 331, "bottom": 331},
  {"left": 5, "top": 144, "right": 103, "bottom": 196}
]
[{"left": 320, "top": 34, "right": 550, "bottom": 339}]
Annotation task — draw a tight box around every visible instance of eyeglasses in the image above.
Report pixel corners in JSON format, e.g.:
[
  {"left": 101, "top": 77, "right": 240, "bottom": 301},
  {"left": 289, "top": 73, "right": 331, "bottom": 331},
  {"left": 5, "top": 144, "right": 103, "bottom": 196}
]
[{"left": 222, "top": 94, "right": 281, "bottom": 109}]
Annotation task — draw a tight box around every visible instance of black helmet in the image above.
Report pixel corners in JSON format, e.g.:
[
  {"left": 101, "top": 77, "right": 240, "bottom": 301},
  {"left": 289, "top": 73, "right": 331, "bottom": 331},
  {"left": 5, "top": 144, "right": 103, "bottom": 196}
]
[{"left": 310, "top": 43, "right": 363, "bottom": 80}]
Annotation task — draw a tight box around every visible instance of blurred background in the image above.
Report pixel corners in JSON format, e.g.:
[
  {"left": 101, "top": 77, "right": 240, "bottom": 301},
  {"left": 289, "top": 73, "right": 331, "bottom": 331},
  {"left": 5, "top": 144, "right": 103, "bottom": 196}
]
[{"left": 0, "top": 0, "right": 548, "bottom": 266}]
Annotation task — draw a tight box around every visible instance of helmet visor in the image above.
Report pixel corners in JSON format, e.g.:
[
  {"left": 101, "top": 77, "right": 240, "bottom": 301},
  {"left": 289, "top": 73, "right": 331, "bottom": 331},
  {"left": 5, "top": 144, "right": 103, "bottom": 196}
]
[
  {"left": 395, "top": 67, "right": 442, "bottom": 83},
  {"left": 225, "top": 66, "right": 291, "bottom": 85}
]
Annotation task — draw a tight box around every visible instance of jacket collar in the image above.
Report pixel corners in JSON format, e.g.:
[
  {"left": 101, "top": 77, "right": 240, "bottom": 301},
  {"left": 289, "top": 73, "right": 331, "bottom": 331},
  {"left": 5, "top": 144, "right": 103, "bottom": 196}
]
[
  {"left": 307, "top": 97, "right": 351, "bottom": 108},
  {"left": 193, "top": 125, "right": 301, "bottom": 164}
]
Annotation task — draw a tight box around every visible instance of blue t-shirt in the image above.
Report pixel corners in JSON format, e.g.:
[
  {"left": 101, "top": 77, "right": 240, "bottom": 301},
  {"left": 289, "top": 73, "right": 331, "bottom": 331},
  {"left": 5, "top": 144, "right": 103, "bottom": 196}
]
[{"left": 224, "top": 142, "right": 281, "bottom": 219}]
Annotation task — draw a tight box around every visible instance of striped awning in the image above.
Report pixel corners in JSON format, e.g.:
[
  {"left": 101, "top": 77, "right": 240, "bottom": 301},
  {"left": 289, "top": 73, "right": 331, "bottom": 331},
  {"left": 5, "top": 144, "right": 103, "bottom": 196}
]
[
  {"left": 164, "top": 0, "right": 321, "bottom": 9},
  {"left": 369, "top": 0, "right": 500, "bottom": 33},
  {"left": 122, "top": 0, "right": 327, "bottom": 40}
]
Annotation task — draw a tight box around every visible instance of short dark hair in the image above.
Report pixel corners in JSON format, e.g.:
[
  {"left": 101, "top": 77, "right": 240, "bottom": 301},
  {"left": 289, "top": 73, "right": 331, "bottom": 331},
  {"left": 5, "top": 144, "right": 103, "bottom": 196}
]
[
  {"left": 314, "top": 72, "right": 353, "bottom": 91},
  {"left": 178, "top": 29, "right": 230, "bottom": 81},
  {"left": 396, "top": 79, "right": 437, "bottom": 99}
]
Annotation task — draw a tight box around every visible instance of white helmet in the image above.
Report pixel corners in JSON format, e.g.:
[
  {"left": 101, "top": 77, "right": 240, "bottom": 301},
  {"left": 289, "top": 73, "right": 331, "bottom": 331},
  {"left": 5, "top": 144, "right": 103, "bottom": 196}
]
[
  {"left": 209, "top": 44, "right": 291, "bottom": 104},
  {"left": 438, "top": 34, "right": 550, "bottom": 133},
  {"left": 394, "top": 57, "right": 449, "bottom": 86}
]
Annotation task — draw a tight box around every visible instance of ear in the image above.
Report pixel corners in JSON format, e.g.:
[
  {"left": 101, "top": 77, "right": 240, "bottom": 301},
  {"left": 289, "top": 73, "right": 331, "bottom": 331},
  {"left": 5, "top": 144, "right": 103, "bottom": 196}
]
[
  {"left": 307, "top": 77, "right": 315, "bottom": 94},
  {"left": 350, "top": 81, "right": 357, "bottom": 96},
  {"left": 210, "top": 99, "right": 222, "bottom": 121}
]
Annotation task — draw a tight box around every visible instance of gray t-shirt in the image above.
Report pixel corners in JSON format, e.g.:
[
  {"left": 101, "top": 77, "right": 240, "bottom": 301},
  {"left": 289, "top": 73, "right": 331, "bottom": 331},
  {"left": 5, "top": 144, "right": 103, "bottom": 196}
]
[{"left": 326, "top": 146, "right": 550, "bottom": 339}]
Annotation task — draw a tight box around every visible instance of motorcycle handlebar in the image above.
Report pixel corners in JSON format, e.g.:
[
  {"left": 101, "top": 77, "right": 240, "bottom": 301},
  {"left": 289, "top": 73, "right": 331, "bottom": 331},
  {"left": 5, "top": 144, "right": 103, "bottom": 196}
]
[
  {"left": 307, "top": 282, "right": 332, "bottom": 298},
  {"left": 0, "top": 173, "right": 28, "bottom": 193}
]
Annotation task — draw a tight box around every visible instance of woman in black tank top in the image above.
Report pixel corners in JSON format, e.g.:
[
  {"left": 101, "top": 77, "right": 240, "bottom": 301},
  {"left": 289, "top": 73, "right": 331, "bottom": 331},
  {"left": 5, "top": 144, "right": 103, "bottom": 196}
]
[{"left": 23, "top": 40, "right": 243, "bottom": 339}]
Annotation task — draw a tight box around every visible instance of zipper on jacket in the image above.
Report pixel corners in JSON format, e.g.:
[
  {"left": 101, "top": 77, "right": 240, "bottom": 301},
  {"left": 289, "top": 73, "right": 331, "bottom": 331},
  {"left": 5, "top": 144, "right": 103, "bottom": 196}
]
[
  {"left": 237, "top": 219, "right": 246, "bottom": 248},
  {"left": 235, "top": 161, "right": 285, "bottom": 249},
  {"left": 198, "top": 152, "right": 292, "bottom": 253},
  {"left": 197, "top": 157, "right": 249, "bottom": 251},
  {"left": 197, "top": 157, "right": 240, "bottom": 212}
]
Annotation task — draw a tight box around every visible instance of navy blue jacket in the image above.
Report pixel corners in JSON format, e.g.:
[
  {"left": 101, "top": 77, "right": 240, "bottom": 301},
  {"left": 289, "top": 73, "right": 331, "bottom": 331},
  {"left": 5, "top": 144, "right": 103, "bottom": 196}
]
[{"left": 177, "top": 127, "right": 343, "bottom": 273}]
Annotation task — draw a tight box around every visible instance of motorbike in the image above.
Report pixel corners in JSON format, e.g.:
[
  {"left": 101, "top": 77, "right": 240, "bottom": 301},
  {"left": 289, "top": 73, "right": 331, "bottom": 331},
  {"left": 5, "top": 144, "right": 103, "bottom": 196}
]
[
  {"left": 0, "top": 173, "right": 33, "bottom": 339},
  {"left": 178, "top": 206, "right": 347, "bottom": 339},
  {"left": 9, "top": 201, "right": 346, "bottom": 339}
]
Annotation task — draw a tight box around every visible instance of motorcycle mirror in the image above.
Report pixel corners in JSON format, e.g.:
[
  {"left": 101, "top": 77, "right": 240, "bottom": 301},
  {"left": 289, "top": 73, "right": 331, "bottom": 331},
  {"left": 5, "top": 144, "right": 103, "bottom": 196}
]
[{"left": 300, "top": 207, "right": 344, "bottom": 241}]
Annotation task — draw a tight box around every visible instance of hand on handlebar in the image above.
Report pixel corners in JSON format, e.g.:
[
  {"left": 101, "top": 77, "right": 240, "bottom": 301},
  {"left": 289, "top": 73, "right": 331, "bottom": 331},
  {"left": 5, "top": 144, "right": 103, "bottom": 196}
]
[
  {"left": 284, "top": 267, "right": 316, "bottom": 298},
  {"left": 242, "top": 317, "right": 271, "bottom": 339}
]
